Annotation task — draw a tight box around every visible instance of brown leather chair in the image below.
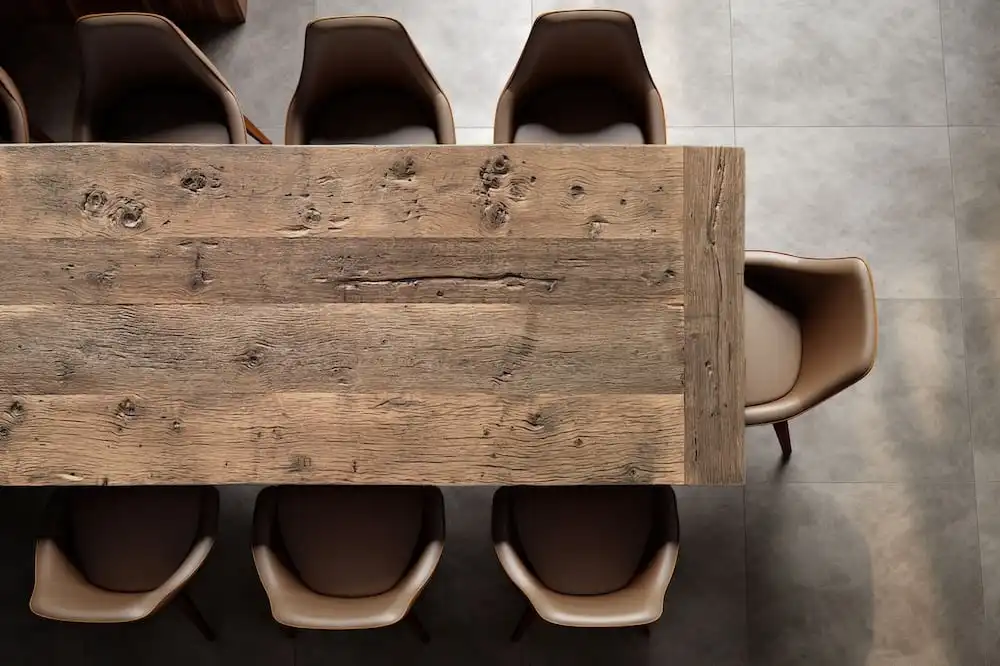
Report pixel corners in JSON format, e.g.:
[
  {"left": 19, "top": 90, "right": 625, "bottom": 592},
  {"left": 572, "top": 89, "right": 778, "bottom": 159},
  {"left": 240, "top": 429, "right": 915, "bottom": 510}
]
[
  {"left": 285, "top": 16, "right": 455, "bottom": 145},
  {"left": 253, "top": 485, "right": 444, "bottom": 640},
  {"left": 74, "top": 12, "right": 247, "bottom": 143},
  {"left": 494, "top": 10, "right": 665, "bottom": 144},
  {"left": 745, "top": 251, "right": 878, "bottom": 461},
  {"left": 30, "top": 486, "right": 218, "bottom": 639},
  {"left": 493, "top": 485, "right": 679, "bottom": 640},
  {"left": 0, "top": 67, "right": 28, "bottom": 143}
]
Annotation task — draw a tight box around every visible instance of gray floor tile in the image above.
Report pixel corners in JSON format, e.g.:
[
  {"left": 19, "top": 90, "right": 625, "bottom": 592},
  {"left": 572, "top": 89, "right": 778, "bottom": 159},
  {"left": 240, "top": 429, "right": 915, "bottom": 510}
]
[
  {"left": 191, "top": 0, "right": 313, "bottom": 131},
  {"left": 731, "top": 0, "right": 947, "bottom": 126},
  {"left": 669, "top": 126, "right": 736, "bottom": 146},
  {"left": 976, "top": 483, "right": 1000, "bottom": 664},
  {"left": 747, "top": 298, "right": 972, "bottom": 483},
  {"left": 962, "top": 298, "right": 1000, "bottom": 482},
  {"left": 950, "top": 127, "right": 1000, "bottom": 299},
  {"left": 746, "top": 482, "right": 983, "bottom": 666},
  {"left": 942, "top": 0, "right": 1000, "bottom": 125},
  {"left": 737, "top": 127, "right": 958, "bottom": 299},
  {"left": 533, "top": 0, "right": 734, "bottom": 127},
  {"left": 315, "top": 0, "right": 531, "bottom": 128}
]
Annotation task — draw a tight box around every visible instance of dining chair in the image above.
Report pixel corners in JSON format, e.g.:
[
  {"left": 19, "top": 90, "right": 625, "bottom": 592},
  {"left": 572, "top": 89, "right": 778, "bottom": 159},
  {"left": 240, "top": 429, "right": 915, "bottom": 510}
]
[
  {"left": 285, "top": 16, "right": 455, "bottom": 145},
  {"left": 744, "top": 250, "right": 878, "bottom": 462},
  {"left": 252, "top": 485, "right": 444, "bottom": 641},
  {"left": 0, "top": 66, "right": 29, "bottom": 143},
  {"left": 494, "top": 9, "right": 665, "bottom": 144},
  {"left": 73, "top": 12, "right": 252, "bottom": 143},
  {"left": 30, "top": 485, "right": 218, "bottom": 639},
  {"left": 493, "top": 485, "right": 680, "bottom": 640}
]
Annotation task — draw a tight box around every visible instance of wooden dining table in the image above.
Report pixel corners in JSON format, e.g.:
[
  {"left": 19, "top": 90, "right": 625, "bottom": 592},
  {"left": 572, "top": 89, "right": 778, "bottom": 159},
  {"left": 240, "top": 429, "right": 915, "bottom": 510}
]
[{"left": 0, "top": 144, "right": 745, "bottom": 487}]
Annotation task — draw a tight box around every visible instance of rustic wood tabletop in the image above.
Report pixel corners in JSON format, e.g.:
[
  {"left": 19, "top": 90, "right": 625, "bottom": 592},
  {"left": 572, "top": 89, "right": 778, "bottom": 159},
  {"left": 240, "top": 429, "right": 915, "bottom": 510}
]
[{"left": 0, "top": 144, "right": 744, "bottom": 486}]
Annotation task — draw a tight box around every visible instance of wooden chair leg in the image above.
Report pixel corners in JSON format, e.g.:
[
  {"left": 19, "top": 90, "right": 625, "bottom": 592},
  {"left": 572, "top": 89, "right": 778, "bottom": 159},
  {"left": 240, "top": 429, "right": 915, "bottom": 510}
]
[
  {"left": 244, "top": 116, "right": 272, "bottom": 145},
  {"left": 773, "top": 420, "right": 792, "bottom": 464},
  {"left": 510, "top": 604, "right": 535, "bottom": 643},
  {"left": 177, "top": 589, "right": 216, "bottom": 641},
  {"left": 406, "top": 611, "right": 430, "bottom": 644}
]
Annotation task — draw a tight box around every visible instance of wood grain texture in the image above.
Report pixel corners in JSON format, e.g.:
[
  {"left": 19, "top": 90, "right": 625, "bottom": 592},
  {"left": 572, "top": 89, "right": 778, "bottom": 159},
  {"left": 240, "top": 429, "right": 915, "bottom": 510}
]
[
  {"left": 682, "top": 146, "right": 746, "bottom": 485},
  {"left": 0, "top": 393, "right": 684, "bottom": 486},
  {"left": 0, "top": 238, "right": 683, "bottom": 305},
  {"left": 0, "top": 144, "right": 681, "bottom": 239},
  {"left": 0, "top": 304, "right": 683, "bottom": 395},
  {"left": 0, "top": 144, "right": 744, "bottom": 486}
]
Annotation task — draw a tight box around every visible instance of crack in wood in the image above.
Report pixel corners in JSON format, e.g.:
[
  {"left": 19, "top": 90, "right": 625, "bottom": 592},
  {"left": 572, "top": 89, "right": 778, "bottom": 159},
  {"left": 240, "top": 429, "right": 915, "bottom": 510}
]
[{"left": 314, "top": 273, "right": 559, "bottom": 292}]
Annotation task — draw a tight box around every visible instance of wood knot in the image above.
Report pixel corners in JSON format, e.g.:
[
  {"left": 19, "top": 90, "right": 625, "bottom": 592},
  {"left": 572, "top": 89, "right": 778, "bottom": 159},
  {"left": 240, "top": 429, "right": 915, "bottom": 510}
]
[
  {"left": 288, "top": 454, "right": 312, "bottom": 473},
  {"left": 5, "top": 400, "right": 24, "bottom": 421},
  {"left": 387, "top": 156, "right": 416, "bottom": 180},
  {"left": 111, "top": 199, "right": 145, "bottom": 229},
  {"left": 180, "top": 169, "right": 208, "bottom": 192},
  {"left": 0, "top": 425, "right": 9, "bottom": 441},
  {"left": 525, "top": 412, "right": 545, "bottom": 430},
  {"left": 239, "top": 347, "right": 265, "bottom": 369},
  {"left": 484, "top": 154, "right": 510, "bottom": 176},
  {"left": 507, "top": 176, "right": 532, "bottom": 201},
  {"left": 482, "top": 201, "right": 510, "bottom": 228},
  {"left": 170, "top": 420, "right": 183, "bottom": 432},
  {"left": 81, "top": 188, "right": 109, "bottom": 215},
  {"left": 302, "top": 206, "right": 322, "bottom": 224},
  {"left": 86, "top": 263, "right": 119, "bottom": 288},
  {"left": 587, "top": 215, "right": 607, "bottom": 239},
  {"left": 115, "top": 398, "right": 137, "bottom": 419},
  {"left": 570, "top": 184, "right": 586, "bottom": 199},
  {"left": 191, "top": 270, "right": 212, "bottom": 290}
]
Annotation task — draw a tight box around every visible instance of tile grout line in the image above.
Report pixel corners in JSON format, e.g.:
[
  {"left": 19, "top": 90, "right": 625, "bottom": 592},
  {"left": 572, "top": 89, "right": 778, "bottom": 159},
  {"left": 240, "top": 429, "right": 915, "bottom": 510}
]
[
  {"left": 936, "top": 0, "right": 987, "bottom": 660},
  {"left": 728, "top": 0, "right": 738, "bottom": 134}
]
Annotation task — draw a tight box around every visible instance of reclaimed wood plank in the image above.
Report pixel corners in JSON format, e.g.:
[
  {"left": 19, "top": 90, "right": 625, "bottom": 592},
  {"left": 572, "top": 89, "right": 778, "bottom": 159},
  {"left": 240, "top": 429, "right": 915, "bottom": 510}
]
[
  {"left": 682, "top": 146, "right": 746, "bottom": 485},
  {"left": 0, "top": 393, "right": 685, "bottom": 486},
  {"left": 0, "top": 238, "right": 683, "bottom": 305},
  {"left": 0, "top": 144, "right": 745, "bottom": 486},
  {"left": 0, "top": 144, "right": 682, "bottom": 239},
  {"left": 0, "top": 304, "right": 684, "bottom": 395}
]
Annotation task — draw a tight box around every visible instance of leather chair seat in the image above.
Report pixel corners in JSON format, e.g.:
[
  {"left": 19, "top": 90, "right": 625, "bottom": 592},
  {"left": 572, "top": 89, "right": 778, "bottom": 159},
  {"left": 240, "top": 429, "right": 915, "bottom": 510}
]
[
  {"left": 514, "top": 122, "right": 644, "bottom": 144},
  {"left": 512, "top": 486, "right": 652, "bottom": 596},
  {"left": 70, "top": 486, "right": 201, "bottom": 593},
  {"left": 513, "top": 81, "right": 646, "bottom": 144},
  {"left": 745, "top": 285, "right": 802, "bottom": 406},
  {"left": 31, "top": 486, "right": 218, "bottom": 626},
  {"left": 276, "top": 485, "right": 424, "bottom": 598},
  {"left": 95, "top": 86, "right": 232, "bottom": 144},
  {"left": 307, "top": 88, "right": 439, "bottom": 145},
  {"left": 493, "top": 485, "right": 679, "bottom": 629},
  {"left": 253, "top": 485, "right": 445, "bottom": 631}
]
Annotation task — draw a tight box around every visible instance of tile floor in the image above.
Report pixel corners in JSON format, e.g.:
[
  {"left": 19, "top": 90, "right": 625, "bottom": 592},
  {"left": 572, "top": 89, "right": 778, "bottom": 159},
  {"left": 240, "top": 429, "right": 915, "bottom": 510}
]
[{"left": 0, "top": 0, "right": 998, "bottom": 664}]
